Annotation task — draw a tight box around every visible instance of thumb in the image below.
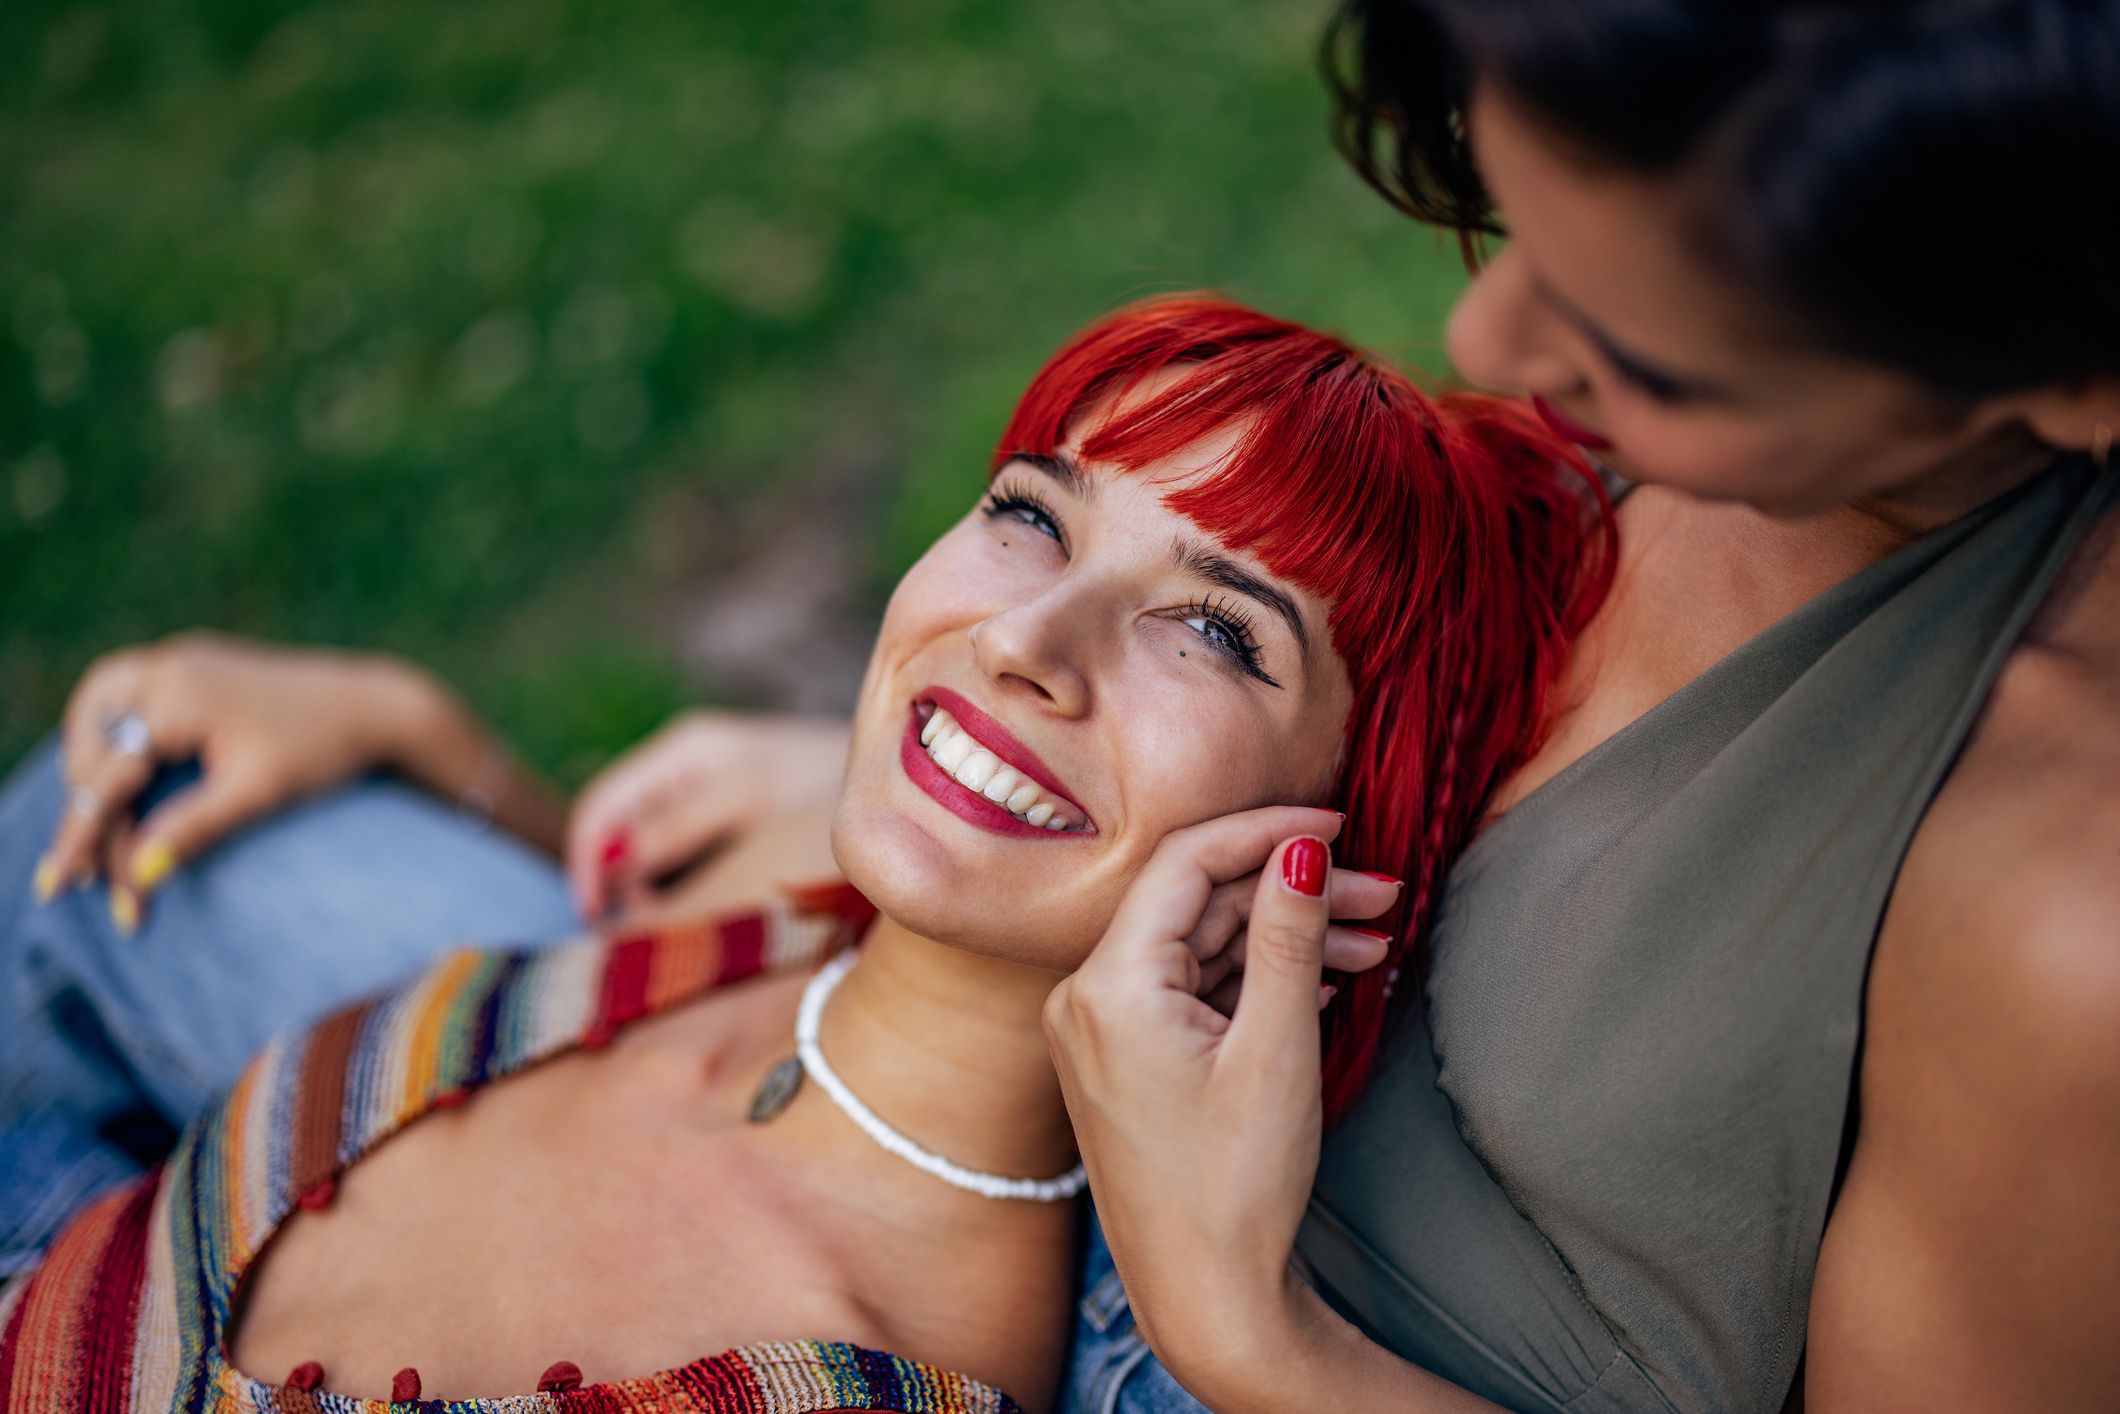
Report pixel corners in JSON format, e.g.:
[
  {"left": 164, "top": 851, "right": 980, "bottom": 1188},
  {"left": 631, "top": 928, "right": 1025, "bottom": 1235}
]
[
  {"left": 1225, "top": 834, "right": 1331, "bottom": 1064},
  {"left": 127, "top": 768, "right": 277, "bottom": 895}
]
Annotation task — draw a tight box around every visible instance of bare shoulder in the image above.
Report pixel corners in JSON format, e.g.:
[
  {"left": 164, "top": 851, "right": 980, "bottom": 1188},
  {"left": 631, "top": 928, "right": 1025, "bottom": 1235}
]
[
  {"left": 1885, "top": 498, "right": 2120, "bottom": 1040},
  {"left": 1807, "top": 512, "right": 2120, "bottom": 1409}
]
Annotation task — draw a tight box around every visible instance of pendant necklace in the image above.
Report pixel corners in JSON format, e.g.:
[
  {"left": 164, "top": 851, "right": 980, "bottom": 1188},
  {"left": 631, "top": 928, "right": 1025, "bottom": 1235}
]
[{"left": 746, "top": 949, "right": 1088, "bottom": 1202}]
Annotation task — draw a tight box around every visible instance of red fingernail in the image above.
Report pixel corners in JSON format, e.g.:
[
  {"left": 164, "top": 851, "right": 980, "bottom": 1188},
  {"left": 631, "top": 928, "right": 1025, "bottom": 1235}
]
[
  {"left": 1344, "top": 926, "right": 1393, "bottom": 942},
  {"left": 599, "top": 831, "right": 631, "bottom": 870},
  {"left": 1283, "top": 837, "right": 1327, "bottom": 896},
  {"left": 1317, "top": 984, "right": 1338, "bottom": 1009},
  {"left": 1357, "top": 871, "right": 1403, "bottom": 887}
]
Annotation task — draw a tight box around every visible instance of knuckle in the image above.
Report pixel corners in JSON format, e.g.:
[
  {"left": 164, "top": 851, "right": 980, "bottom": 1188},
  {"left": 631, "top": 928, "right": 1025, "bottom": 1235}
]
[
  {"left": 1041, "top": 982, "right": 1082, "bottom": 1040},
  {"left": 1251, "top": 920, "right": 1320, "bottom": 970}
]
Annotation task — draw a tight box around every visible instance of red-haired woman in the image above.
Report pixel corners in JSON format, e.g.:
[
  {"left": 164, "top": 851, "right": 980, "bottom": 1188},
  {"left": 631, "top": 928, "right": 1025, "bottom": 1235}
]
[{"left": 0, "top": 295, "right": 1610, "bottom": 1411}]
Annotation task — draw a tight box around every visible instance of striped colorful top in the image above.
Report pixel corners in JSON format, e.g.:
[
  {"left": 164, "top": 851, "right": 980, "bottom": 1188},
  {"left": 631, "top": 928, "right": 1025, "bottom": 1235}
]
[{"left": 0, "top": 882, "right": 1025, "bottom": 1414}]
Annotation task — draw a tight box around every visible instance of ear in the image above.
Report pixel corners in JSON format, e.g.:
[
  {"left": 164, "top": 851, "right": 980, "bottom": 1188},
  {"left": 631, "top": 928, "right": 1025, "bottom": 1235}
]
[{"left": 2006, "top": 379, "right": 2120, "bottom": 457}]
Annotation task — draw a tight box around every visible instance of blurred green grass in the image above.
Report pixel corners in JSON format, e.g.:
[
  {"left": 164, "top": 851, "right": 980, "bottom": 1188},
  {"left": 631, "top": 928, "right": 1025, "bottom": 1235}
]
[{"left": 0, "top": 0, "right": 1470, "bottom": 784}]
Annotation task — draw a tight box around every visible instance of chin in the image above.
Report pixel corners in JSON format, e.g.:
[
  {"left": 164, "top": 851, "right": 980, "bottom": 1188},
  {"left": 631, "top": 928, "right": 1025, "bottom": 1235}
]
[{"left": 830, "top": 772, "right": 1113, "bottom": 975}]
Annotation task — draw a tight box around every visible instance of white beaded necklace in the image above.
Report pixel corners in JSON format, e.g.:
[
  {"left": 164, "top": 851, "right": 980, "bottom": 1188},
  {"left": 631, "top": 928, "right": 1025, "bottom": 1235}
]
[{"left": 793, "top": 949, "right": 1088, "bottom": 1203}]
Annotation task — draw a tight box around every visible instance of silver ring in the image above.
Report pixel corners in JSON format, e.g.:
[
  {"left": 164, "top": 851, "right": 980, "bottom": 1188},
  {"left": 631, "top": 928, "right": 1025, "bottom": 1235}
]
[
  {"left": 103, "top": 711, "right": 152, "bottom": 759},
  {"left": 67, "top": 784, "right": 103, "bottom": 819}
]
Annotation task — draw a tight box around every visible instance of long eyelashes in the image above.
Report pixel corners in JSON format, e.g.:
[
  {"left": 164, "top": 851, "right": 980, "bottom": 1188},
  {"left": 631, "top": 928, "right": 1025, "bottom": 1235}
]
[
  {"left": 1180, "top": 593, "right": 1276, "bottom": 685},
  {"left": 981, "top": 479, "right": 1065, "bottom": 548},
  {"left": 978, "top": 478, "right": 1279, "bottom": 685}
]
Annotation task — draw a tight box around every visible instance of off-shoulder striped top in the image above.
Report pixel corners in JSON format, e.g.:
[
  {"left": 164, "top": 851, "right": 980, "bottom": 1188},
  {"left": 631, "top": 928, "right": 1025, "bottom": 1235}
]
[{"left": 0, "top": 881, "right": 1024, "bottom": 1414}]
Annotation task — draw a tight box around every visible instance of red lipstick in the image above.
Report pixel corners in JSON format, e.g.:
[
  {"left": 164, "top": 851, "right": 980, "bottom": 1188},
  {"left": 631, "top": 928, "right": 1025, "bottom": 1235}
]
[
  {"left": 900, "top": 706, "right": 1091, "bottom": 840},
  {"left": 919, "top": 686, "right": 1089, "bottom": 816},
  {"left": 1532, "top": 395, "right": 1614, "bottom": 452}
]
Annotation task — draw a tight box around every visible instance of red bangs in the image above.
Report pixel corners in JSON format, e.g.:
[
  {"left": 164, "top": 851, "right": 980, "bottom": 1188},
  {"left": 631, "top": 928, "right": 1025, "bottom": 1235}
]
[
  {"left": 992, "top": 297, "right": 1432, "bottom": 678},
  {"left": 995, "top": 294, "right": 1614, "bottom": 1121}
]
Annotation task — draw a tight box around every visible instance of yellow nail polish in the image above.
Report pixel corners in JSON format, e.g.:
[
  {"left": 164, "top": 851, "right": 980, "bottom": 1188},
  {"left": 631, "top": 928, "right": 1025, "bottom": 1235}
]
[
  {"left": 111, "top": 888, "right": 140, "bottom": 936},
  {"left": 133, "top": 841, "right": 177, "bottom": 894},
  {"left": 33, "top": 855, "right": 60, "bottom": 904}
]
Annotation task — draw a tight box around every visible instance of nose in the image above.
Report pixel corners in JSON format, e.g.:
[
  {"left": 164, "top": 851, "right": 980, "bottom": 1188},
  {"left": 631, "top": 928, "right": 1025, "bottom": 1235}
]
[
  {"left": 969, "top": 589, "right": 1093, "bottom": 719},
  {"left": 1444, "top": 244, "right": 1583, "bottom": 399}
]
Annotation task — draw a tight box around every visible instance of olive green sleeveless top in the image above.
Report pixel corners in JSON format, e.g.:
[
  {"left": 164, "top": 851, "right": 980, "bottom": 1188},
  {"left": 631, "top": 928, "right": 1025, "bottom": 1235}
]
[{"left": 1295, "top": 457, "right": 2118, "bottom": 1413}]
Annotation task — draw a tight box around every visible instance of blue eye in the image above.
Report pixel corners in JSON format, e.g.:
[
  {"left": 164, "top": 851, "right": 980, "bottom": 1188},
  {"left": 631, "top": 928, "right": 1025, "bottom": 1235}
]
[
  {"left": 1180, "top": 595, "right": 1277, "bottom": 686},
  {"left": 981, "top": 481, "right": 1065, "bottom": 547}
]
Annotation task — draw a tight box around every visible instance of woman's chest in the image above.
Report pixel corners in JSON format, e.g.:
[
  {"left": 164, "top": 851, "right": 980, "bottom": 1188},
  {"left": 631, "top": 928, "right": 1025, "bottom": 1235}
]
[{"left": 226, "top": 1054, "right": 878, "bottom": 1398}]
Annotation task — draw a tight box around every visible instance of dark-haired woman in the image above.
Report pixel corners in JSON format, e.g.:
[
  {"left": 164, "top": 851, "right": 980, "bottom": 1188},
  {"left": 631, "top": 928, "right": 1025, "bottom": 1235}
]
[{"left": 1049, "top": 3, "right": 2120, "bottom": 1412}]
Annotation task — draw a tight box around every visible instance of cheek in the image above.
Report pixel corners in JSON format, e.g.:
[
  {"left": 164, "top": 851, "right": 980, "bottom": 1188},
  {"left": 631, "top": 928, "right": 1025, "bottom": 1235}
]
[
  {"left": 875, "top": 533, "right": 996, "bottom": 648},
  {"left": 1104, "top": 653, "right": 1317, "bottom": 840},
  {"left": 1601, "top": 389, "right": 1956, "bottom": 513},
  {"left": 1602, "top": 398, "right": 1808, "bottom": 499}
]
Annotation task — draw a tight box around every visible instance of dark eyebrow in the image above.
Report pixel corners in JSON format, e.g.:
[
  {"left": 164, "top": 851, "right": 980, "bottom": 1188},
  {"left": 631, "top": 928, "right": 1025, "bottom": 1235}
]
[
  {"left": 1529, "top": 275, "right": 1734, "bottom": 403},
  {"left": 1171, "top": 537, "right": 1311, "bottom": 658},
  {"left": 1003, "top": 451, "right": 1094, "bottom": 501}
]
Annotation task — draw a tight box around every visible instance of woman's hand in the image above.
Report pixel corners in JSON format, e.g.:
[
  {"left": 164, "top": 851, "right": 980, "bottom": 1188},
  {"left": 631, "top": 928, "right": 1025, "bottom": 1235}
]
[
  {"left": 1044, "top": 810, "right": 1374, "bottom": 1388},
  {"left": 34, "top": 631, "right": 463, "bottom": 928},
  {"left": 564, "top": 711, "right": 851, "bottom": 920},
  {"left": 1046, "top": 808, "right": 1501, "bottom": 1413}
]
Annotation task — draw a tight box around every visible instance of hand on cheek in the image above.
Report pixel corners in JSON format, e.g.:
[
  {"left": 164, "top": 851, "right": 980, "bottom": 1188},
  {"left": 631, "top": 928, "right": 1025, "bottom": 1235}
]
[{"left": 1043, "top": 809, "right": 1393, "bottom": 1397}]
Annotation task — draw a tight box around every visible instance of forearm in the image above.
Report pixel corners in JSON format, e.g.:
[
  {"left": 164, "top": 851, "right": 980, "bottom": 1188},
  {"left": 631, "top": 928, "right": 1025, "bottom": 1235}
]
[
  {"left": 362, "top": 658, "right": 569, "bottom": 857},
  {"left": 1160, "top": 1277, "right": 1506, "bottom": 1414}
]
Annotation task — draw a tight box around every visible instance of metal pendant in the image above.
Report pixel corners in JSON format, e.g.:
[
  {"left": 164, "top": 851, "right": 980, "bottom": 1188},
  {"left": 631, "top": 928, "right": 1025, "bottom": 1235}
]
[{"left": 747, "top": 1056, "right": 805, "bottom": 1123}]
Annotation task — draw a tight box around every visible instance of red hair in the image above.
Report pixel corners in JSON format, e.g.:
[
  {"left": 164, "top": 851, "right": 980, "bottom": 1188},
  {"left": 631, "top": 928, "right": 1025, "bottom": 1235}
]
[{"left": 995, "top": 294, "right": 1615, "bottom": 1121}]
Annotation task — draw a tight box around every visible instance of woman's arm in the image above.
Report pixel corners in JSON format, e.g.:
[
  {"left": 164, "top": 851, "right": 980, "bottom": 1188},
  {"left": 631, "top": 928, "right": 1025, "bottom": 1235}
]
[
  {"left": 1045, "top": 813, "right": 1495, "bottom": 1414},
  {"left": 1803, "top": 855, "right": 2120, "bottom": 1409}
]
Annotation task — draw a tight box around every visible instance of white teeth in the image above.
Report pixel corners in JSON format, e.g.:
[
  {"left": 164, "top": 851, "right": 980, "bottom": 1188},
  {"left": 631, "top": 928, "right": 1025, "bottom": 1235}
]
[
  {"left": 956, "top": 751, "right": 998, "bottom": 792},
  {"left": 917, "top": 703, "right": 1087, "bottom": 833},
  {"left": 934, "top": 731, "right": 973, "bottom": 771}
]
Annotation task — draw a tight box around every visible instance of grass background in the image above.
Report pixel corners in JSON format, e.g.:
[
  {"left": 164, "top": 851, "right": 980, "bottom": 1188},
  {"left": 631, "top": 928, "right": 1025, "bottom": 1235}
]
[{"left": 0, "top": 0, "right": 1471, "bottom": 785}]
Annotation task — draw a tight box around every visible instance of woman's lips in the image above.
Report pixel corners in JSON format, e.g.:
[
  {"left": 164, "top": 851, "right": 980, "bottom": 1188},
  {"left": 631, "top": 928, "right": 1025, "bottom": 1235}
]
[
  {"left": 1532, "top": 394, "right": 1615, "bottom": 451},
  {"left": 920, "top": 686, "right": 1088, "bottom": 813},
  {"left": 900, "top": 708, "right": 1091, "bottom": 840}
]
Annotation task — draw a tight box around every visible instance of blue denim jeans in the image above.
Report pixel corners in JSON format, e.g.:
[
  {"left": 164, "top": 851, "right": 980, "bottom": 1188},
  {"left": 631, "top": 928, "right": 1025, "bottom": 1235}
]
[
  {"left": 0, "top": 735, "right": 1207, "bottom": 1411},
  {"left": 0, "top": 737, "right": 577, "bottom": 1273},
  {"left": 1064, "top": 1212, "right": 1213, "bottom": 1414}
]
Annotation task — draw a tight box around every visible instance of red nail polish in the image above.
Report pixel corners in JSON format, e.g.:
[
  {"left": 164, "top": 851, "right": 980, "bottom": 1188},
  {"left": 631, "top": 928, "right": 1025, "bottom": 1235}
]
[
  {"left": 1283, "top": 837, "right": 1327, "bottom": 896},
  {"left": 1343, "top": 926, "right": 1393, "bottom": 942},
  {"left": 599, "top": 831, "right": 632, "bottom": 870},
  {"left": 1357, "top": 871, "right": 1403, "bottom": 886}
]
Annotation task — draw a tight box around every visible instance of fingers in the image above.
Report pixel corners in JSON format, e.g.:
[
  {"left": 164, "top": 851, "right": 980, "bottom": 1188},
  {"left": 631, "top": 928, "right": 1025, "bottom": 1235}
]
[
  {"left": 624, "top": 783, "right": 756, "bottom": 884},
  {"left": 565, "top": 754, "right": 669, "bottom": 918},
  {"left": 1196, "top": 922, "right": 1393, "bottom": 997},
  {"left": 1224, "top": 835, "right": 1332, "bottom": 1067},
  {"left": 102, "top": 812, "right": 140, "bottom": 937},
  {"left": 38, "top": 742, "right": 157, "bottom": 899},
  {"left": 1182, "top": 868, "right": 1400, "bottom": 963},
  {"left": 127, "top": 765, "right": 278, "bottom": 901},
  {"left": 1100, "top": 806, "right": 1345, "bottom": 954}
]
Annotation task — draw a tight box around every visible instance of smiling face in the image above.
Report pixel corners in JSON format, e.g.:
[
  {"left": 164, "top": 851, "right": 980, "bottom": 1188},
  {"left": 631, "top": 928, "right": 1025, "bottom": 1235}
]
[
  {"left": 1446, "top": 82, "right": 2069, "bottom": 519},
  {"left": 831, "top": 400, "right": 1354, "bottom": 973}
]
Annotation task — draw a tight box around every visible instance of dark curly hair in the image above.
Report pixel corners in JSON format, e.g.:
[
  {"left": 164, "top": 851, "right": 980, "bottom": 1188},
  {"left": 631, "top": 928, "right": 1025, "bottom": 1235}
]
[{"left": 1322, "top": 0, "right": 2120, "bottom": 399}]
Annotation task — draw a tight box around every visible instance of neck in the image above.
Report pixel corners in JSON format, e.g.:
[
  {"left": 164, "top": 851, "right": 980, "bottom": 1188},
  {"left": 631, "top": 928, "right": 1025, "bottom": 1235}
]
[
  {"left": 810, "top": 914, "right": 1076, "bottom": 1186},
  {"left": 1845, "top": 422, "right": 2060, "bottom": 544}
]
